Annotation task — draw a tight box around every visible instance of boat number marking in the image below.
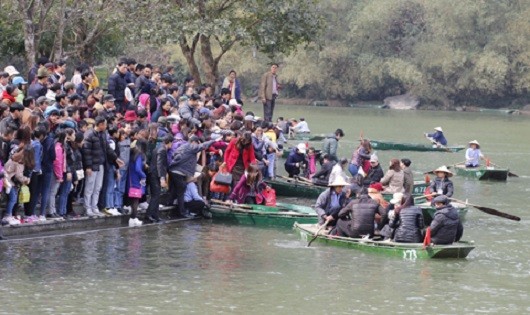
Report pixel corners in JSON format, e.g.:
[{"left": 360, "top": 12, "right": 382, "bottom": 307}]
[{"left": 403, "top": 249, "right": 417, "bottom": 260}]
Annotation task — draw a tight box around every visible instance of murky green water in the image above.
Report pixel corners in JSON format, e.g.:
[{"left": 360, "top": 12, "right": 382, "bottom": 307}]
[{"left": 1, "top": 105, "right": 529, "bottom": 314}]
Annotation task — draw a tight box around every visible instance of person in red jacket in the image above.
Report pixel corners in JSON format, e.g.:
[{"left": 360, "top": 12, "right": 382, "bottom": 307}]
[{"left": 224, "top": 131, "right": 256, "bottom": 186}]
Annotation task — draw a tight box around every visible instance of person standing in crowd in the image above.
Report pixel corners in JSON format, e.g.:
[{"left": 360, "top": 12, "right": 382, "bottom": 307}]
[
  {"left": 259, "top": 63, "right": 280, "bottom": 122},
  {"left": 349, "top": 139, "right": 372, "bottom": 176},
  {"left": 400, "top": 158, "right": 414, "bottom": 194},
  {"left": 222, "top": 70, "right": 242, "bottom": 102},
  {"left": 107, "top": 60, "right": 128, "bottom": 113},
  {"left": 146, "top": 134, "right": 173, "bottom": 222},
  {"left": 224, "top": 131, "right": 256, "bottom": 185},
  {"left": 169, "top": 135, "right": 219, "bottom": 218},
  {"left": 128, "top": 139, "right": 148, "bottom": 227},
  {"left": 322, "top": 128, "right": 345, "bottom": 162},
  {"left": 2, "top": 147, "right": 33, "bottom": 225},
  {"left": 83, "top": 116, "right": 123, "bottom": 217},
  {"left": 114, "top": 129, "right": 131, "bottom": 214}
]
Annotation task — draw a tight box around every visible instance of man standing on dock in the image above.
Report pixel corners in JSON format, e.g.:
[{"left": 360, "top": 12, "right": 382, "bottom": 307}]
[{"left": 259, "top": 63, "right": 280, "bottom": 122}]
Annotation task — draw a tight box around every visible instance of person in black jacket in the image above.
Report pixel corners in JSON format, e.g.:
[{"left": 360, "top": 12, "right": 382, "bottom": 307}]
[
  {"left": 107, "top": 60, "right": 128, "bottom": 113},
  {"left": 430, "top": 195, "right": 463, "bottom": 245},
  {"left": 311, "top": 154, "right": 335, "bottom": 186},
  {"left": 82, "top": 116, "right": 123, "bottom": 217},
  {"left": 335, "top": 188, "right": 386, "bottom": 238},
  {"left": 36, "top": 122, "right": 56, "bottom": 220},
  {"left": 388, "top": 193, "right": 424, "bottom": 243},
  {"left": 146, "top": 135, "right": 173, "bottom": 222},
  {"left": 363, "top": 154, "right": 384, "bottom": 186}
]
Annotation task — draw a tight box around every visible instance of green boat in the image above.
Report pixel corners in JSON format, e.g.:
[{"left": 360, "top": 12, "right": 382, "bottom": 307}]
[
  {"left": 209, "top": 202, "right": 317, "bottom": 227},
  {"left": 370, "top": 140, "right": 465, "bottom": 152},
  {"left": 266, "top": 176, "right": 428, "bottom": 200},
  {"left": 478, "top": 108, "right": 520, "bottom": 115},
  {"left": 453, "top": 164, "right": 509, "bottom": 181},
  {"left": 294, "top": 223, "right": 475, "bottom": 259},
  {"left": 290, "top": 134, "right": 326, "bottom": 141}
]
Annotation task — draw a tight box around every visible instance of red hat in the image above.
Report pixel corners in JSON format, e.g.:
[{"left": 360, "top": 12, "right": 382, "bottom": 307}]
[
  {"left": 124, "top": 110, "right": 138, "bottom": 122},
  {"left": 369, "top": 182, "right": 383, "bottom": 192}
]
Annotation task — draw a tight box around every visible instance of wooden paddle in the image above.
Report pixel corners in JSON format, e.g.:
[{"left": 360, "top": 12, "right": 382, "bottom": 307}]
[
  {"left": 449, "top": 198, "right": 521, "bottom": 222},
  {"left": 307, "top": 221, "right": 328, "bottom": 247}
]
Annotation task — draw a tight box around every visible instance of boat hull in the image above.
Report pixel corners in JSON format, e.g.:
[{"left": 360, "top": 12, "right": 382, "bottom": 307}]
[
  {"left": 454, "top": 165, "right": 508, "bottom": 181},
  {"left": 266, "top": 177, "right": 428, "bottom": 200},
  {"left": 371, "top": 140, "right": 465, "bottom": 152},
  {"left": 209, "top": 204, "right": 318, "bottom": 227},
  {"left": 295, "top": 223, "right": 474, "bottom": 259}
]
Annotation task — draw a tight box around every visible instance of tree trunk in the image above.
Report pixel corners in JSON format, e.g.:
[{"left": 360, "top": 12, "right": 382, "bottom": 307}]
[
  {"left": 18, "top": 0, "right": 36, "bottom": 71},
  {"left": 179, "top": 34, "right": 202, "bottom": 85},
  {"left": 200, "top": 34, "right": 220, "bottom": 88},
  {"left": 51, "top": 0, "right": 66, "bottom": 62}
]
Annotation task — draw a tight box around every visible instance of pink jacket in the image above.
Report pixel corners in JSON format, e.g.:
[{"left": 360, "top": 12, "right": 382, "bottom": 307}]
[{"left": 53, "top": 142, "right": 65, "bottom": 180}]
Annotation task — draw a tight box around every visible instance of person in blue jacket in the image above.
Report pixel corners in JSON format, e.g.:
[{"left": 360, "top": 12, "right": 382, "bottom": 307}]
[
  {"left": 425, "top": 127, "right": 447, "bottom": 147},
  {"left": 284, "top": 143, "right": 307, "bottom": 178}
]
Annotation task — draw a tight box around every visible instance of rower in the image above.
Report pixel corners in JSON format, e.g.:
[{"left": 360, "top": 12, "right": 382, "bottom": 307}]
[
  {"left": 429, "top": 165, "right": 454, "bottom": 199},
  {"left": 425, "top": 126, "right": 447, "bottom": 147},
  {"left": 315, "top": 177, "right": 350, "bottom": 227},
  {"left": 465, "top": 140, "right": 486, "bottom": 168},
  {"left": 429, "top": 195, "right": 464, "bottom": 245}
]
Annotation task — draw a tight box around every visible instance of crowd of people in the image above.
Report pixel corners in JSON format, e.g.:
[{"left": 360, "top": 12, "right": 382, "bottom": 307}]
[
  {"left": 0, "top": 58, "right": 293, "bottom": 229},
  {"left": 0, "top": 57, "right": 467, "bottom": 245}
]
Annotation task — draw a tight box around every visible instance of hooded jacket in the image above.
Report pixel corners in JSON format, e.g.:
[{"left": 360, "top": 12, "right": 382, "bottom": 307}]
[
  {"left": 322, "top": 134, "right": 339, "bottom": 161},
  {"left": 390, "top": 205, "right": 424, "bottom": 243},
  {"left": 430, "top": 204, "right": 463, "bottom": 245}
]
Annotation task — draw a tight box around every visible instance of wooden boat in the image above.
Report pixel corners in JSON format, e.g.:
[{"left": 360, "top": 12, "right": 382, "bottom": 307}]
[
  {"left": 478, "top": 108, "right": 520, "bottom": 115},
  {"left": 209, "top": 202, "right": 317, "bottom": 227},
  {"left": 289, "top": 134, "right": 326, "bottom": 142},
  {"left": 370, "top": 140, "right": 465, "bottom": 152},
  {"left": 294, "top": 223, "right": 474, "bottom": 259},
  {"left": 266, "top": 176, "right": 428, "bottom": 200},
  {"left": 453, "top": 163, "right": 509, "bottom": 181}
]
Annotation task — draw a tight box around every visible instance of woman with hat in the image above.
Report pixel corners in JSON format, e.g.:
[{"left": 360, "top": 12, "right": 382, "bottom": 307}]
[
  {"left": 425, "top": 126, "right": 447, "bottom": 147},
  {"left": 362, "top": 154, "right": 384, "bottom": 187},
  {"left": 315, "top": 176, "right": 350, "bottom": 227},
  {"left": 465, "top": 140, "right": 485, "bottom": 168},
  {"left": 429, "top": 165, "right": 454, "bottom": 198}
]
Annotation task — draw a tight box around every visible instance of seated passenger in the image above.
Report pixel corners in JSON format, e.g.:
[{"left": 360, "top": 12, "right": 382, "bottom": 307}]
[
  {"left": 311, "top": 154, "right": 335, "bottom": 186},
  {"left": 429, "top": 165, "right": 454, "bottom": 199},
  {"left": 315, "top": 177, "right": 350, "bottom": 227},
  {"left": 380, "top": 158, "right": 405, "bottom": 194},
  {"left": 389, "top": 193, "right": 424, "bottom": 243},
  {"left": 429, "top": 195, "right": 463, "bottom": 245},
  {"left": 334, "top": 188, "right": 386, "bottom": 238}
]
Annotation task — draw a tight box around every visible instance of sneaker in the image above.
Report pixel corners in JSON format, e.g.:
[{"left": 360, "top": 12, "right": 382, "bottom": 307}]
[
  {"left": 122, "top": 206, "right": 131, "bottom": 214},
  {"left": 128, "top": 218, "right": 136, "bottom": 227},
  {"left": 93, "top": 210, "right": 105, "bottom": 217},
  {"left": 38, "top": 215, "right": 47, "bottom": 222},
  {"left": 85, "top": 210, "right": 95, "bottom": 217},
  {"left": 6, "top": 216, "right": 20, "bottom": 226},
  {"left": 139, "top": 202, "right": 149, "bottom": 210},
  {"left": 134, "top": 218, "right": 143, "bottom": 227},
  {"left": 103, "top": 208, "right": 113, "bottom": 216},
  {"left": 110, "top": 209, "right": 121, "bottom": 216}
]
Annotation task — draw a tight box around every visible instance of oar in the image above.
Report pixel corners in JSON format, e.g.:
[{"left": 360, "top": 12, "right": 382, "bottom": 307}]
[
  {"left": 488, "top": 161, "right": 519, "bottom": 177},
  {"left": 449, "top": 198, "right": 521, "bottom": 222},
  {"left": 413, "top": 193, "right": 437, "bottom": 202},
  {"left": 307, "top": 221, "right": 328, "bottom": 247}
]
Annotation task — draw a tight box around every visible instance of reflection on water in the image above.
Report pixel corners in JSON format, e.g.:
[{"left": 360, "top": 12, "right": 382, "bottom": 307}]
[{"left": 1, "top": 105, "right": 530, "bottom": 314}]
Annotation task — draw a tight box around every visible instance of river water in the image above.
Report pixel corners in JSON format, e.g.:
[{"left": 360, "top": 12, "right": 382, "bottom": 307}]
[{"left": 1, "top": 104, "right": 529, "bottom": 314}]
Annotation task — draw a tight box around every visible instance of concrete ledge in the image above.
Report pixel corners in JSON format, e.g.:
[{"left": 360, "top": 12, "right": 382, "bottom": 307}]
[{"left": 1, "top": 206, "right": 196, "bottom": 239}]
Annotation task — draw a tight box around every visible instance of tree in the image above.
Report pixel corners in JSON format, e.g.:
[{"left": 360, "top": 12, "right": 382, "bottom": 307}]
[{"left": 128, "top": 0, "right": 324, "bottom": 87}]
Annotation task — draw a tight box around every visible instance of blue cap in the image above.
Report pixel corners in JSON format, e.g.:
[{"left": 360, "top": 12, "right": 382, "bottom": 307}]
[{"left": 12, "top": 76, "right": 28, "bottom": 86}]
